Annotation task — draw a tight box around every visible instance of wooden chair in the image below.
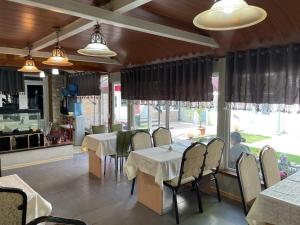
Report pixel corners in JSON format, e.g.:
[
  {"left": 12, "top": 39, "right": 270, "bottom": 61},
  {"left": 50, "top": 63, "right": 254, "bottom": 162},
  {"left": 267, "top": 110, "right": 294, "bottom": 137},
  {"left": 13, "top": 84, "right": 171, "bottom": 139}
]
[
  {"left": 152, "top": 127, "right": 172, "bottom": 147},
  {"left": 203, "top": 138, "right": 225, "bottom": 202},
  {"left": 91, "top": 125, "right": 107, "bottom": 134},
  {"left": 259, "top": 146, "right": 281, "bottom": 188},
  {"left": 236, "top": 152, "right": 262, "bottom": 215},
  {"left": 130, "top": 131, "right": 152, "bottom": 194},
  {"left": 0, "top": 187, "right": 86, "bottom": 225},
  {"left": 164, "top": 142, "right": 208, "bottom": 224}
]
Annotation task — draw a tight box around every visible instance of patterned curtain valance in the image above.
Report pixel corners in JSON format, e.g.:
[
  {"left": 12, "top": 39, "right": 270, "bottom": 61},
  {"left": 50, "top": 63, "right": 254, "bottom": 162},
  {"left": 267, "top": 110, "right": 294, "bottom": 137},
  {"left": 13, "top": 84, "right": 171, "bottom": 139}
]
[
  {"left": 225, "top": 44, "right": 300, "bottom": 112},
  {"left": 0, "top": 68, "right": 24, "bottom": 94},
  {"left": 121, "top": 56, "right": 214, "bottom": 104},
  {"left": 67, "top": 72, "right": 102, "bottom": 96}
]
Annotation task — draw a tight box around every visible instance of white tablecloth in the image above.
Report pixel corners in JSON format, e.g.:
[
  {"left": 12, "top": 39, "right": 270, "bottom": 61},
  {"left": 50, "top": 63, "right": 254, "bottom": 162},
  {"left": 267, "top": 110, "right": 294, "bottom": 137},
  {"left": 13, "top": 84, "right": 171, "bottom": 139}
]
[
  {"left": 0, "top": 174, "right": 52, "bottom": 223},
  {"left": 81, "top": 132, "right": 117, "bottom": 158},
  {"left": 125, "top": 145, "right": 185, "bottom": 189},
  {"left": 247, "top": 171, "right": 300, "bottom": 225}
]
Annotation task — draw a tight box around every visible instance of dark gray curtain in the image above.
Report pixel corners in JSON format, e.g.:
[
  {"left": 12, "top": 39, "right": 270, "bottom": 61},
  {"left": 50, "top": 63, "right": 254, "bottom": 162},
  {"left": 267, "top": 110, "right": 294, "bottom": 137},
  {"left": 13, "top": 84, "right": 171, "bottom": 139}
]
[
  {"left": 67, "top": 72, "right": 101, "bottom": 96},
  {"left": 121, "top": 56, "right": 214, "bottom": 103},
  {"left": 225, "top": 44, "right": 300, "bottom": 110},
  {"left": 0, "top": 68, "right": 24, "bottom": 94}
]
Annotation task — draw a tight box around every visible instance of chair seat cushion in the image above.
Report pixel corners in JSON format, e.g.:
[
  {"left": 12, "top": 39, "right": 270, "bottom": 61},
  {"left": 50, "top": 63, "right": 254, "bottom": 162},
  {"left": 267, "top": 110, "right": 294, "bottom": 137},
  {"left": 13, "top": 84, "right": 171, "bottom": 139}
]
[
  {"left": 165, "top": 176, "right": 195, "bottom": 187},
  {"left": 202, "top": 169, "right": 213, "bottom": 176}
]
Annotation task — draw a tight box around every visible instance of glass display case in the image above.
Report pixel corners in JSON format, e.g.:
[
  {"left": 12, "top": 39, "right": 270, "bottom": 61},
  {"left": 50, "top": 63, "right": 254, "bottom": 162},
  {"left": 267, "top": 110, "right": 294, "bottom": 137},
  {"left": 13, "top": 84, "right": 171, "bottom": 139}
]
[
  {"left": 0, "top": 109, "right": 44, "bottom": 152},
  {"left": 0, "top": 110, "right": 41, "bottom": 132}
]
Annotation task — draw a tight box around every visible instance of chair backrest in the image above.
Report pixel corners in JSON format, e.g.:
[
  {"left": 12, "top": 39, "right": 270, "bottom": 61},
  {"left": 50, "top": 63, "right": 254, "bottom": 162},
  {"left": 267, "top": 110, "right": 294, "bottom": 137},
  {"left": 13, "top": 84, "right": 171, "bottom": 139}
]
[
  {"left": 205, "top": 138, "right": 225, "bottom": 172},
  {"left": 236, "top": 153, "right": 261, "bottom": 215},
  {"left": 0, "top": 187, "right": 27, "bottom": 225},
  {"left": 175, "top": 142, "right": 207, "bottom": 187},
  {"left": 0, "top": 158, "right": 2, "bottom": 177},
  {"left": 92, "top": 125, "right": 107, "bottom": 134},
  {"left": 152, "top": 127, "right": 172, "bottom": 147},
  {"left": 116, "top": 131, "right": 134, "bottom": 156},
  {"left": 259, "top": 146, "right": 281, "bottom": 188},
  {"left": 111, "top": 124, "right": 123, "bottom": 132},
  {"left": 131, "top": 131, "right": 152, "bottom": 151}
]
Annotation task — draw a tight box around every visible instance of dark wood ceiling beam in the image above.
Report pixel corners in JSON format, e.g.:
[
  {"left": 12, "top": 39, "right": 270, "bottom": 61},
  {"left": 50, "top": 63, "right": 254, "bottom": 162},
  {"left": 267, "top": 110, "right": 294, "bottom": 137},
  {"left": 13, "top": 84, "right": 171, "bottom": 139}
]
[
  {"left": 30, "top": 0, "right": 153, "bottom": 52},
  {"left": 0, "top": 53, "right": 121, "bottom": 72},
  {"left": 109, "top": 0, "right": 152, "bottom": 13},
  {"left": 9, "top": 0, "right": 219, "bottom": 48},
  {"left": 0, "top": 47, "right": 121, "bottom": 65},
  {"left": 31, "top": 19, "right": 95, "bottom": 51}
]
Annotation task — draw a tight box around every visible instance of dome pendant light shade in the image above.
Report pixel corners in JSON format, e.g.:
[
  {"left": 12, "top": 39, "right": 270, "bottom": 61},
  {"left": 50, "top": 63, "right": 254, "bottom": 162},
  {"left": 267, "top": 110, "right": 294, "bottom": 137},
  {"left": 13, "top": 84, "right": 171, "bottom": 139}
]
[
  {"left": 43, "top": 43, "right": 73, "bottom": 66},
  {"left": 43, "top": 28, "right": 73, "bottom": 66},
  {"left": 18, "top": 47, "right": 41, "bottom": 73},
  {"left": 193, "top": 0, "right": 267, "bottom": 31},
  {"left": 77, "top": 23, "right": 117, "bottom": 57}
]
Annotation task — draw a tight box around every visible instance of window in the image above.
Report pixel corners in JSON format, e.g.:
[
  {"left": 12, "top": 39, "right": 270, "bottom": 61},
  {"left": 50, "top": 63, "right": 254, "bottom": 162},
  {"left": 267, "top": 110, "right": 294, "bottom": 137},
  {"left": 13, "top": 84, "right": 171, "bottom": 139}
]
[
  {"left": 100, "top": 75, "right": 109, "bottom": 126},
  {"left": 113, "top": 82, "right": 128, "bottom": 129},
  {"left": 81, "top": 96, "right": 101, "bottom": 129},
  {"left": 169, "top": 74, "right": 219, "bottom": 142},
  {"left": 134, "top": 104, "right": 149, "bottom": 130},
  {"left": 149, "top": 103, "right": 167, "bottom": 131},
  {"left": 228, "top": 109, "right": 300, "bottom": 175}
]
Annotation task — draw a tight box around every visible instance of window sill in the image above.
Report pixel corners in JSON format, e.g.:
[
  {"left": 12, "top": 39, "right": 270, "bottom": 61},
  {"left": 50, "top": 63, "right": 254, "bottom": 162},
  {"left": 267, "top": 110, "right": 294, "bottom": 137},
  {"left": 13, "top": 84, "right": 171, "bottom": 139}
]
[{"left": 219, "top": 169, "right": 237, "bottom": 178}]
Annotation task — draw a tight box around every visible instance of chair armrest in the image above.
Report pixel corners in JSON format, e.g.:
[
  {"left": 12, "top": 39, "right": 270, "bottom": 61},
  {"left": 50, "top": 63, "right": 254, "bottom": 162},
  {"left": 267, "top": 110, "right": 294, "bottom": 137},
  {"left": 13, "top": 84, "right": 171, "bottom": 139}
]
[{"left": 27, "top": 216, "right": 87, "bottom": 225}]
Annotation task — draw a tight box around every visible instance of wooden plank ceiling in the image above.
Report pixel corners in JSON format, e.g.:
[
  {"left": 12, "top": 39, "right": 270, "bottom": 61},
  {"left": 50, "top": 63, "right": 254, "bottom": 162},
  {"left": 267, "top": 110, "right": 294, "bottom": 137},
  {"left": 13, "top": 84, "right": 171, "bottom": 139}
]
[{"left": 1, "top": 0, "right": 300, "bottom": 72}]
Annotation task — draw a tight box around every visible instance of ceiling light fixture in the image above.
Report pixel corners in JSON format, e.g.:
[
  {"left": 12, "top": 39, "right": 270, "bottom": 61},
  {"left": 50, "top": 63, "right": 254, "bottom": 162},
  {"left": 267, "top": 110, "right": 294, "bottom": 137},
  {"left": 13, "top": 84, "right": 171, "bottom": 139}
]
[
  {"left": 39, "top": 71, "right": 46, "bottom": 78},
  {"left": 52, "top": 68, "right": 59, "bottom": 75},
  {"left": 193, "top": 0, "right": 267, "bottom": 31},
  {"left": 77, "top": 23, "right": 117, "bottom": 57},
  {"left": 43, "top": 27, "right": 73, "bottom": 66},
  {"left": 18, "top": 45, "right": 41, "bottom": 73}
]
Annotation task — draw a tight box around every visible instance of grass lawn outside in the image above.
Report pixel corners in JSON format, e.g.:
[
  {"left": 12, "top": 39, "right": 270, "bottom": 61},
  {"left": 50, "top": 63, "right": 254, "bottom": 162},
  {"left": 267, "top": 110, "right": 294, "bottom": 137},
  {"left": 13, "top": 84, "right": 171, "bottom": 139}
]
[
  {"left": 240, "top": 132, "right": 272, "bottom": 144},
  {"left": 242, "top": 133, "right": 300, "bottom": 164}
]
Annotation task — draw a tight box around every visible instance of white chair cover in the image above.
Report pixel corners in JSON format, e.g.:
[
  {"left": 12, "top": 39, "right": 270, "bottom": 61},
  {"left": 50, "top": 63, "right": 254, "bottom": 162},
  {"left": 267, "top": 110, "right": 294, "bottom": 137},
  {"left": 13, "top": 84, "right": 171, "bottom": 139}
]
[
  {"left": 131, "top": 132, "right": 152, "bottom": 151},
  {"left": 153, "top": 128, "right": 172, "bottom": 147},
  {"left": 238, "top": 153, "right": 261, "bottom": 204},
  {"left": 0, "top": 189, "right": 24, "bottom": 225},
  {"left": 205, "top": 138, "right": 225, "bottom": 172},
  {"left": 260, "top": 146, "right": 281, "bottom": 188},
  {"left": 167, "top": 143, "right": 207, "bottom": 187}
]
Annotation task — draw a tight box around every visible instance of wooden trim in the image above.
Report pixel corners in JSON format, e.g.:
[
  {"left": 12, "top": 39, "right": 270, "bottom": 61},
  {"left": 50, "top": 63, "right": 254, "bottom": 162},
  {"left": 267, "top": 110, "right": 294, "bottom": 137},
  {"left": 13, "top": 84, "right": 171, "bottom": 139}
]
[
  {"left": 0, "top": 47, "right": 120, "bottom": 65},
  {"left": 210, "top": 186, "right": 242, "bottom": 203},
  {"left": 2, "top": 155, "right": 72, "bottom": 170},
  {"left": 9, "top": 0, "right": 219, "bottom": 47},
  {"left": 137, "top": 170, "right": 164, "bottom": 215},
  {"left": 48, "top": 74, "right": 53, "bottom": 122},
  {"left": 219, "top": 169, "right": 237, "bottom": 178},
  {"left": 108, "top": 74, "right": 113, "bottom": 130},
  {"left": 88, "top": 150, "right": 102, "bottom": 178}
]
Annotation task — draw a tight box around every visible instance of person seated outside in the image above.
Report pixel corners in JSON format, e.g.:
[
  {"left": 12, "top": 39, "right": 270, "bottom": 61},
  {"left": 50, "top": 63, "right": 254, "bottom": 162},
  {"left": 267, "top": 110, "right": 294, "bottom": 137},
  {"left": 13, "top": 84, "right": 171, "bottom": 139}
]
[{"left": 229, "top": 132, "right": 250, "bottom": 168}]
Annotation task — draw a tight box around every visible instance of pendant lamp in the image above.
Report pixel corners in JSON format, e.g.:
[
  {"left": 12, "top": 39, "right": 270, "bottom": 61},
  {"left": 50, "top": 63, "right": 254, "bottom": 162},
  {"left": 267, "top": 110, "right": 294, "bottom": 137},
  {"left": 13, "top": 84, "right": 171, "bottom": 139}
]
[
  {"left": 77, "top": 23, "right": 117, "bottom": 57},
  {"left": 18, "top": 46, "right": 41, "bottom": 73},
  {"left": 43, "top": 28, "right": 73, "bottom": 66},
  {"left": 193, "top": 0, "right": 267, "bottom": 31}
]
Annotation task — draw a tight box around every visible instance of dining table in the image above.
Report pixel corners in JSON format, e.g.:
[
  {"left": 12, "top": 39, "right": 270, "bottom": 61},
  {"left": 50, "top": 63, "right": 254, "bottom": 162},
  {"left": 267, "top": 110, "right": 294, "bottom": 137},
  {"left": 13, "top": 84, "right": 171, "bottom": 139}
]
[
  {"left": 81, "top": 132, "right": 117, "bottom": 178},
  {"left": 125, "top": 140, "right": 193, "bottom": 215},
  {"left": 0, "top": 174, "right": 52, "bottom": 223},
  {"left": 246, "top": 170, "right": 300, "bottom": 225}
]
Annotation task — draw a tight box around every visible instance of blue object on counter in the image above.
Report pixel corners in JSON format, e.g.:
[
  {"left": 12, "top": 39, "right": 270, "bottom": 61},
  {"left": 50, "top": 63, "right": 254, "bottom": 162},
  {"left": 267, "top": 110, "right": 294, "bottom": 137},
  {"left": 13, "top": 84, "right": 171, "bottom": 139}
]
[{"left": 74, "top": 102, "right": 82, "bottom": 116}]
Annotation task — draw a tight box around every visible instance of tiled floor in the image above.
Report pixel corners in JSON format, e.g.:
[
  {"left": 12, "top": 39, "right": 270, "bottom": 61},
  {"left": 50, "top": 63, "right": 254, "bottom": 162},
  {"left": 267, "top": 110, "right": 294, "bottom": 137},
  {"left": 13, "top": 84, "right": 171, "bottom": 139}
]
[{"left": 3, "top": 153, "right": 247, "bottom": 225}]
